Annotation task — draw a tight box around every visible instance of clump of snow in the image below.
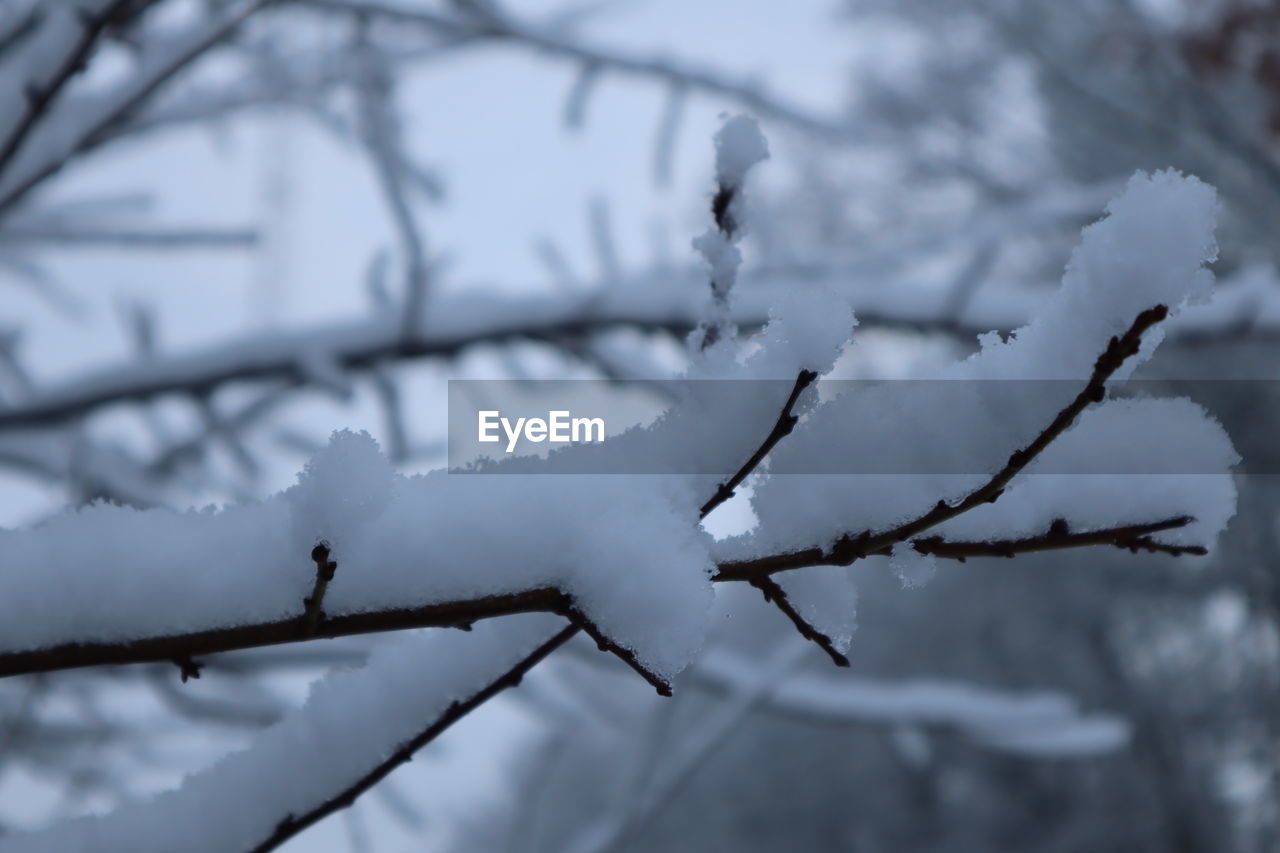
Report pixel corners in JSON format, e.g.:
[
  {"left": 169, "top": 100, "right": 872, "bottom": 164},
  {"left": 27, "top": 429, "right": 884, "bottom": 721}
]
[
  {"left": 756, "top": 286, "right": 856, "bottom": 375},
  {"left": 890, "top": 544, "right": 938, "bottom": 589},
  {"left": 724, "top": 169, "right": 1237, "bottom": 563},
  {"left": 691, "top": 228, "right": 741, "bottom": 301},
  {"left": 713, "top": 114, "right": 770, "bottom": 189},
  {"left": 693, "top": 114, "right": 773, "bottom": 348},
  {"left": 962, "top": 169, "right": 1219, "bottom": 382},
  {"left": 286, "top": 429, "right": 393, "bottom": 557}
]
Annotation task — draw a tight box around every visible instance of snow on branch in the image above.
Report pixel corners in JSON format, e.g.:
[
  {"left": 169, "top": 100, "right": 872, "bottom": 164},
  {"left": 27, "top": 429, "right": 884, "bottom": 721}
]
[
  {"left": 692, "top": 114, "right": 769, "bottom": 351},
  {"left": 0, "top": 169, "right": 1242, "bottom": 850}
]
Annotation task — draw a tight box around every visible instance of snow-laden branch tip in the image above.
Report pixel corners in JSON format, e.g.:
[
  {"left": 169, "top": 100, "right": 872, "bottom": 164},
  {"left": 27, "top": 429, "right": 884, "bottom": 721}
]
[{"left": 693, "top": 114, "right": 769, "bottom": 350}]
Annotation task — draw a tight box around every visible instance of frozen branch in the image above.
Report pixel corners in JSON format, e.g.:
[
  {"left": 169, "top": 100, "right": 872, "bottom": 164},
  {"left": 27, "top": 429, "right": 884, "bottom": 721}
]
[
  {"left": 302, "top": 0, "right": 857, "bottom": 140},
  {"left": 0, "top": 0, "right": 274, "bottom": 213},
  {"left": 0, "top": 518, "right": 1202, "bottom": 681}
]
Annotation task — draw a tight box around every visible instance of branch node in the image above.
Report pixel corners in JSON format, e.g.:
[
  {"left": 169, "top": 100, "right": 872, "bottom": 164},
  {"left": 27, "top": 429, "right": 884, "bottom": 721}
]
[
  {"left": 303, "top": 542, "right": 338, "bottom": 635},
  {"left": 173, "top": 655, "right": 203, "bottom": 683}
]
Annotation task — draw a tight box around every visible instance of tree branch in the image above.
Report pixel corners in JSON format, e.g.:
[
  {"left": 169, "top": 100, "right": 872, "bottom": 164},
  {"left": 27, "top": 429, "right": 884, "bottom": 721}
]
[
  {"left": 0, "top": 515, "right": 1199, "bottom": 681},
  {"left": 912, "top": 516, "right": 1206, "bottom": 560}
]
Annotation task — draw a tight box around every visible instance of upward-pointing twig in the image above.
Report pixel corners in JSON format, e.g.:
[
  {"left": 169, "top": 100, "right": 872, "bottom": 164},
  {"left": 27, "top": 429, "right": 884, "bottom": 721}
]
[
  {"left": 699, "top": 370, "right": 817, "bottom": 518},
  {"left": 303, "top": 542, "right": 338, "bottom": 635}
]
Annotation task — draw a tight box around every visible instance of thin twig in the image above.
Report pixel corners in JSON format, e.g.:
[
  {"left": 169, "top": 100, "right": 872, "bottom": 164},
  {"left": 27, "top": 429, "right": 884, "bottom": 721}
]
[
  {"left": 301, "top": 0, "right": 855, "bottom": 140},
  {"left": 0, "top": 517, "right": 1199, "bottom": 678},
  {"left": 562, "top": 606, "right": 670, "bottom": 696},
  {"left": 699, "top": 370, "right": 816, "bottom": 517},
  {"left": 911, "top": 516, "right": 1206, "bottom": 560},
  {"left": 247, "top": 623, "right": 579, "bottom": 853},
  {"left": 0, "top": 0, "right": 275, "bottom": 214},
  {"left": 749, "top": 576, "right": 849, "bottom": 667}
]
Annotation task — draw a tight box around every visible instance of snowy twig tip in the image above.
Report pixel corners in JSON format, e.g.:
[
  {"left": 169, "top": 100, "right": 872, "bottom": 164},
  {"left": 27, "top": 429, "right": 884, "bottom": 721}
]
[{"left": 713, "top": 114, "right": 769, "bottom": 189}]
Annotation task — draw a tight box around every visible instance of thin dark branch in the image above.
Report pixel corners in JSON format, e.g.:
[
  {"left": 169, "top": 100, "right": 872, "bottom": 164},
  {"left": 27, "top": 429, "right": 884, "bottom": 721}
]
[
  {"left": 749, "top": 576, "right": 849, "bottom": 666},
  {"left": 247, "top": 623, "right": 578, "bottom": 853},
  {"left": 562, "top": 607, "right": 670, "bottom": 696},
  {"left": 0, "top": 514, "right": 1199, "bottom": 680},
  {"left": 912, "top": 516, "right": 1207, "bottom": 560},
  {"left": 0, "top": 588, "right": 567, "bottom": 679},
  {"left": 699, "top": 370, "right": 816, "bottom": 517}
]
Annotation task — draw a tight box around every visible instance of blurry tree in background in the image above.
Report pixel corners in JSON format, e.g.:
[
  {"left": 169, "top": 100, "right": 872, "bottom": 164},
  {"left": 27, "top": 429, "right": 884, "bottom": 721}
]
[{"left": 0, "top": 1, "right": 1276, "bottom": 851}]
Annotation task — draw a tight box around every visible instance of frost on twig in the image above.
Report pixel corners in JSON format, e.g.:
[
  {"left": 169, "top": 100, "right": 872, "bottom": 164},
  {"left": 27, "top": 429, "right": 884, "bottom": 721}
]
[{"left": 692, "top": 114, "right": 769, "bottom": 351}]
